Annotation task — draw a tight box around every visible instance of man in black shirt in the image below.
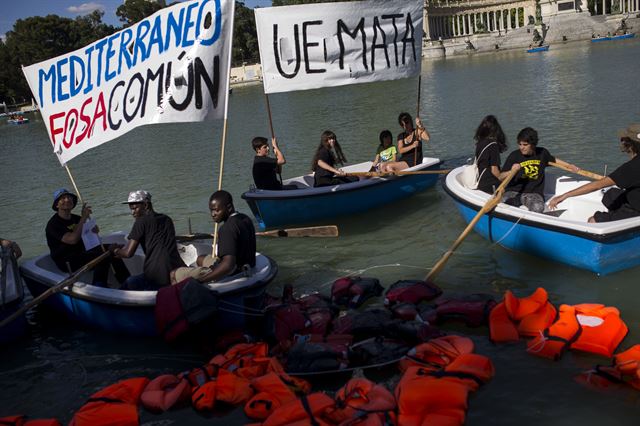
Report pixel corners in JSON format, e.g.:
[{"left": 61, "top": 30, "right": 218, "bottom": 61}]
[
  {"left": 251, "top": 136, "right": 296, "bottom": 190},
  {"left": 500, "top": 127, "right": 578, "bottom": 212},
  {"left": 45, "top": 188, "right": 129, "bottom": 286},
  {"left": 114, "top": 190, "right": 185, "bottom": 290},
  {"left": 549, "top": 124, "right": 640, "bottom": 222},
  {"left": 173, "top": 190, "right": 256, "bottom": 284}
]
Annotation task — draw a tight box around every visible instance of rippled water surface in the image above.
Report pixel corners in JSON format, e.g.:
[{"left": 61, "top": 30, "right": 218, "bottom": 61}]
[{"left": 1, "top": 39, "right": 639, "bottom": 424}]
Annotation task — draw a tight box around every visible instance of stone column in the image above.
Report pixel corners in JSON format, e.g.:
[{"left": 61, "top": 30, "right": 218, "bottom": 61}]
[{"left": 602, "top": 0, "right": 605, "bottom": 15}]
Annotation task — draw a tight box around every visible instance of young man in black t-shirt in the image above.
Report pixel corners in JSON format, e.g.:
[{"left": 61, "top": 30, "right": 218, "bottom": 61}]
[
  {"left": 173, "top": 190, "right": 256, "bottom": 284},
  {"left": 500, "top": 127, "right": 579, "bottom": 212},
  {"left": 45, "top": 188, "right": 129, "bottom": 285},
  {"left": 251, "top": 136, "right": 297, "bottom": 190},
  {"left": 113, "top": 190, "right": 185, "bottom": 290},
  {"left": 549, "top": 124, "right": 640, "bottom": 222}
]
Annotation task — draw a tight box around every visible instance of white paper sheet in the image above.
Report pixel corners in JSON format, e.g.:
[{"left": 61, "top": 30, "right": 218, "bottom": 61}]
[{"left": 82, "top": 218, "right": 102, "bottom": 251}]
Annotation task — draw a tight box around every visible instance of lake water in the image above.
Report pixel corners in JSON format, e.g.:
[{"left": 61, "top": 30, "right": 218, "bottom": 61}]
[{"left": 1, "top": 39, "right": 639, "bottom": 424}]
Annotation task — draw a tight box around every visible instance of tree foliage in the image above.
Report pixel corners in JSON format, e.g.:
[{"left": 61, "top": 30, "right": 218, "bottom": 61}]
[{"left": 116, "top": 0, "right": 168, "bottom": 27}]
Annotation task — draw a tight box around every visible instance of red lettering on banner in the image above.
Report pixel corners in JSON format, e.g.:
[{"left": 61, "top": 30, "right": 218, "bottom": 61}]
[
  {"left": 62, "top": 109, "right": 79, "bottom": 148},
  {"left": 76, "top": 97, "right": 93, "bottom": 144},
  {"left": 49, "top": 112, "right": 66, "bottom": 147}
]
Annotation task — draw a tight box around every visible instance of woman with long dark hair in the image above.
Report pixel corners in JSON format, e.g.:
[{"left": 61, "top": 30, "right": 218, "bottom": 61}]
[
  {"left": 474, "top": 115, "right": 508, "bottom": 194},
  {"left": 311, "top": 130, "right": 357, "bottom": 187},
  {"left": 385, "top": 112, "right": 430, "bottom": 172}
]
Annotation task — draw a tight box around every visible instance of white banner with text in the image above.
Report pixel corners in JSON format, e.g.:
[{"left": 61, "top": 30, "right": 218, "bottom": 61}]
[
  {"left": 23, "top": 0, "right": 234, "bottom": 164},
  {"left": 255, "top": 0, "right": 423, "bottom": 94}
]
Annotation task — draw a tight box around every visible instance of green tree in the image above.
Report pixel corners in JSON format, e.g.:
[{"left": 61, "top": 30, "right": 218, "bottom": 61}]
[
  {"left": 0, "top": 13, "right": 115, "bottom": 103},
  {"left": 233, "top": 2, "right": 260, "bottom": 66},
  {"left": 116, "top": 0, "right": 168, "bottom": 27}
]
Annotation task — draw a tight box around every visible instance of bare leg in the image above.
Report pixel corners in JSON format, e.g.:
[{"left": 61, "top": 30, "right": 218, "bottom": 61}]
[{"left": 385, "top": 161, "right": 409, "bottom": 172}]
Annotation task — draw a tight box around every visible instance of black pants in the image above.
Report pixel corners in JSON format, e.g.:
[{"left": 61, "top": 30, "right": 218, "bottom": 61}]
[{"left": 55, "top": 245, "right": 130, "bottom": 285}]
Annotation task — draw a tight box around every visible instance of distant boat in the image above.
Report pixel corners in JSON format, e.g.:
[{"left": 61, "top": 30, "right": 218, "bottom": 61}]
[
  {"left": 591, "top": 36, "right": 611, "bottom": 43},
  {"left": 7, "top": 117, "right": 29, "bottom": 125},
  {"left": 527, "top": 45, "right": 549, "bottom": 53},
  {"left": 610, "top": 33, "right": 635, "bottom": 40}
]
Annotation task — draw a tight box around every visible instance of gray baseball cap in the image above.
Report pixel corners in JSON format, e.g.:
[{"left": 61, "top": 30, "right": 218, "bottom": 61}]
[{"left": 122, "top": 190, "right": 152, "bottom": 204}]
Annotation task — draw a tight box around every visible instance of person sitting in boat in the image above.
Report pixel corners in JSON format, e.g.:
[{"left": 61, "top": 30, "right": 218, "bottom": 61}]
[
  {"left": 548, "top": 124, "right": 640, "bottom": 222},
  {"left": 383, "top": 112, "right": 430, "bottom": 173},
  {"left": 371, "top": 130, "right": 397, "bottom": 172},
  {"left": 172, "top": 190, "right": 256, "bottom": 284},
  {"left": 252, "top": 136, "right": 297, "bottom": 190},
  {"left": 114, "top": 190, "right": 185, "bottom": 290},
  {"left": 474, "top": 115, "right": 508, "bottom": 194},
  {"left": 499, "top": 127, "right": 579, "bottom": 212},
  {"left": 0, "top": 238, "right": 21, "bottom": 259},
  {"left": 46, "top": 188, "right": 130, "bottom": 286},
  {"left": 311, "top": 130, "right": 358, "bottom": 187}
]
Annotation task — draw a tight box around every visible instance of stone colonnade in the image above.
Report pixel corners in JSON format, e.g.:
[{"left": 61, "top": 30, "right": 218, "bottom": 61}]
[
  {"left": 425, "top": 1, "right": 536, "bottom": 40},
  {"left": 620, "top": 0, "right": 640, "bottom": 12}
]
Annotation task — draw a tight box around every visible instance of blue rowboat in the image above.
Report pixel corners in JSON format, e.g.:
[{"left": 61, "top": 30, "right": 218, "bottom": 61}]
[
  {"left": 610, "top": 33, "right": 635, "bottom": 40},
  {"left": 19, "top": 233, "right": 277, "bottom": 336},
  {"left": 591, "top": 36, "right": 612, "bottom": 42},
  {"left": 242, "top": 157, "right": 443, "bottom": 230},
  {"left": 526, "top": 45, "right": 549, "bottom": 53},
  {"left": 443, "top": 167, "right": 640, "bottom": 275}
]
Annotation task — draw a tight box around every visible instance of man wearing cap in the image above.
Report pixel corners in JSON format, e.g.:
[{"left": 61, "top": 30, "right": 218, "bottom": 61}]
[
  {"left": 113, "top": 190, "right": 186, "bottom": 290},
  {"left": 45, "top": 188, "right": 130, "bottom": 285},
  {"left": 549, "top": 124, "right": 640, "bottom": 222},
  {"left": 172, "top": 190, "right": 256, "bottom": 284}
]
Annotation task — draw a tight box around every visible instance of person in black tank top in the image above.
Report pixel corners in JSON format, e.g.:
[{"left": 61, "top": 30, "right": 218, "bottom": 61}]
[
  {"left": 473, "top": 115, "right": 508, "bottom": 194},
  {"left": 384, "top": 112, "right": 431, "bottom": 172}
]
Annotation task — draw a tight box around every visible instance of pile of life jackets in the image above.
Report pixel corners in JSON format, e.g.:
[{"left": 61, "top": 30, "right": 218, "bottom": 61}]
[{"left": 490, "top": 288, "right": 628, "bottom": 360}]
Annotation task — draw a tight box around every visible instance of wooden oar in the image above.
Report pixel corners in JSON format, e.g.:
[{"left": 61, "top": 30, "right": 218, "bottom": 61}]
[
  {"left": 0, "top": 251, "right": 111, "bottom": 329},
  {"left": 176, "top": 225, "right": 339, "bottom": 241},
  {"left": 345, "top": 169, "right": 451, "bottom": 178},
  {"left": 424, "top": 168, "right": 519, "bottom": 282},
  {"left": 550, "top": 161, "right": 604, "bottom": 180}
]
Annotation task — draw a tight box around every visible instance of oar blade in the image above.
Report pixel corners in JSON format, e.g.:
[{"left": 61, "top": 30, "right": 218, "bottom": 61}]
[{"left": 257, "top": 225, "right": 339, "bottom": 238}]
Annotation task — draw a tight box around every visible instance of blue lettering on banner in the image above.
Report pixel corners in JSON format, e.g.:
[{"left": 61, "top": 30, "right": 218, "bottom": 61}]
[{"left": 34, "top": 0, "right": 226, "bottom": 107}]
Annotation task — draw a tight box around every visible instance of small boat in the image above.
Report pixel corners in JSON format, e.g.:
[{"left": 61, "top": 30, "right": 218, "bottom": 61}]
[
  {"left": 526, "top": 45, "right": 549, "bottom": 53},
  {"left": 610, "top": 33, "right": 635, "bottom": 41},
  {"left": 0, "top": 246, "right": 27, "bottom": 343},
  {"left": 7, "top": 118, "right": 29, "bottom": 125},
  {"left": 443, "top": 167, "right": 640, "bottom": 275},
  {"left": 19, "top": 233, "right": 278, "bottom": 336},
  {"left": 242, "top": 157, "right": 443, "bottom": 230}
]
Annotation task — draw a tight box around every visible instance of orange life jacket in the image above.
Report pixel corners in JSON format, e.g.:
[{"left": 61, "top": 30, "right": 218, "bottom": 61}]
[
  {"left": 261, "top": 393, "right": 335, "bottom": 426},
  {"left": 190, "top": 368, "right": 253, "bottom": 411},
  {"left": 570, "top": 304, "right": 628, "bottom": 358},
  {"left": 613, "top": 344, "right": 640, "bottom": 377},
  {"left": 69, "top": 377, "right": 149, "bottom": 426},
  {"left": 326, "top": 378, "right": 396, "bottom": 425},
  {"left": 140, "top": 374, "right": 191, "bottom": 413},
  {"left": 244, "top": 372, "right": 311, "bottom": 420},
  {"left": 527, "top": 305, "right": 580, "bottom": 360},
  {"left": 576, "top": 345, "right": 640, "bottom": 391},
  {"left": 209, "top": 343, "right": 274, "bottom": 379},
  {"left": 395, "top": 366, "right": 469, "bottom": 426},
  {"left": 399, "top": 335, "right": 474, "bottom": 372},
  {"left": 490, "top": 288, "right": 556, "bottom": 342}
]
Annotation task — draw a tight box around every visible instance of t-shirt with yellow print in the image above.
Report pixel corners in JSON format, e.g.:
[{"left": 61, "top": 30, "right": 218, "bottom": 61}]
[{"left": 502, "top": 147, "right": 555, "bottom": 196}]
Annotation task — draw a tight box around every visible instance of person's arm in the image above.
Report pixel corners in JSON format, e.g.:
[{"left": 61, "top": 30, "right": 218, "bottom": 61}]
[
  {"left": 272, "top": 137, "right": 286, "bottom": 166},
  {"left": 198, "top": 255, "right": 236, "bottom": 283},
  {"left": 61, "top": 204, "right": 91, "bottom": 245},
  {"left": 317, "top": 159, "right": 345, "bottom": 176},
  {"left": 113, "top": 239, "right": 139, "bottom": 258},
  {"left": 490, "top": 165, "right": 501, "bottom": 179},
  {"left": 397, "top": 136, "right": 413, "bottom": 155},
  {"left": 372, "top": 154, "right": 381, "bottom": 167},
  {"left": 499, "top": 163, "right": 521, "bottom": 180},
  {"left": 547, "top": 177, "right": 615, "bottom": 210},
  {"left": 415, "top": 117, "right": 430, "bottom": 142}
]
